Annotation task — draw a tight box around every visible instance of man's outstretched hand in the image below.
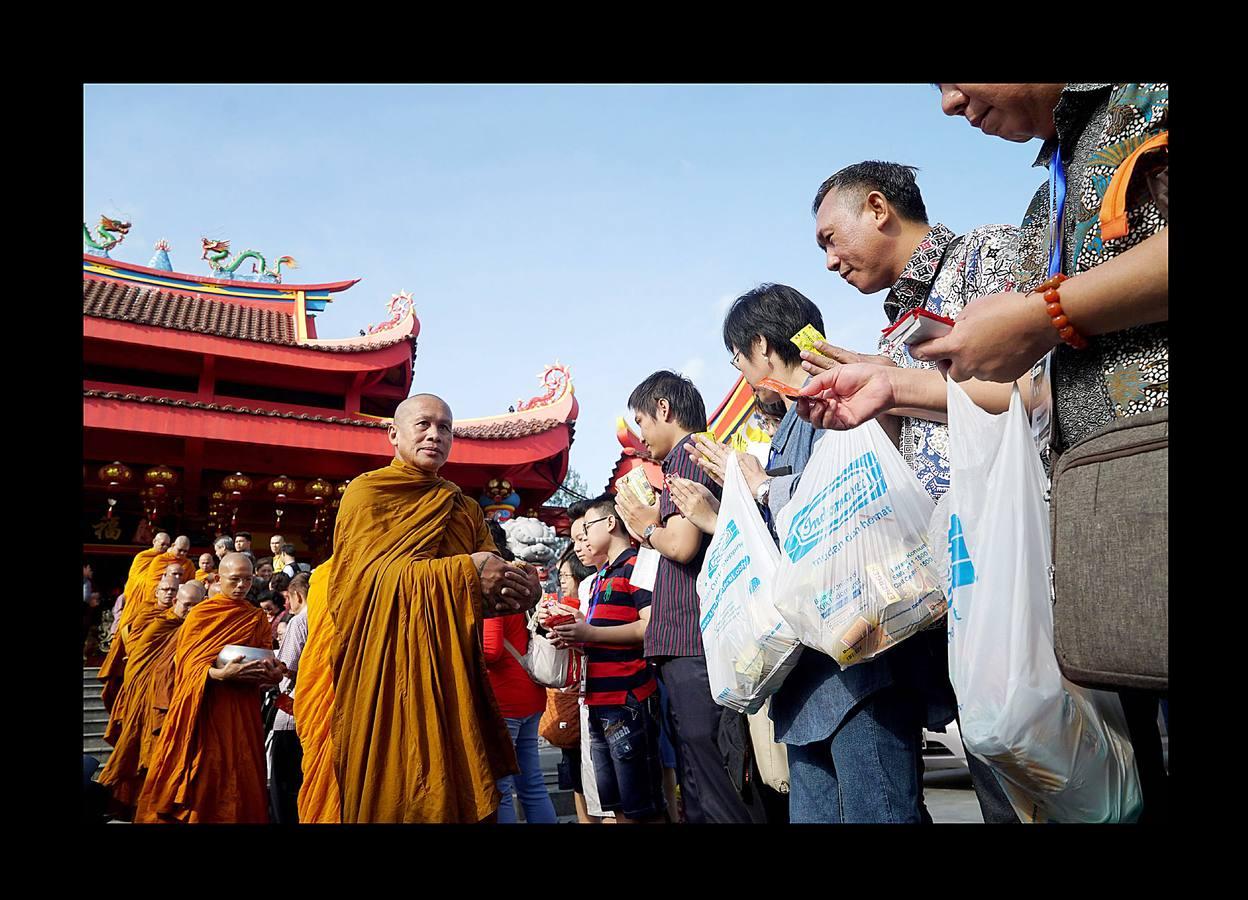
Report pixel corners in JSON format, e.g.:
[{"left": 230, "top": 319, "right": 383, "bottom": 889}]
[
  {"left": 796, "top": 363, "right": 898, "bottom": 430},
  {"left": 472, "top": 552, "right": 542, "bottom": 616}
]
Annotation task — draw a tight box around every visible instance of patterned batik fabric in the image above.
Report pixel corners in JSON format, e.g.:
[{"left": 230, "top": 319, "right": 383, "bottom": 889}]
[
  {"left": 878, "top": 222, "right": 1035, "bottom": 501},
  {"left": 1019, "top": 83, "right": 1169, "bottom": 453}
]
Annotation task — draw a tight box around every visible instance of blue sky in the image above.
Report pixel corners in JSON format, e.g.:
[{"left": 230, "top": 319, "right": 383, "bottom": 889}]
[{"left": 84, "top": 84, "right": 1045, "bottom": 495}]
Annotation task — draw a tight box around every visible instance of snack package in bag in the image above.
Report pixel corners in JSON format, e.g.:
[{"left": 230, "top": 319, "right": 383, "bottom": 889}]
[
  {"left": 697, "top": 453, "right": 802, "bottom": 714},
  {"left": 938, "top": 380, "right": 1142, "bottom": 823},
  {"left": 773, "top": 420, "right": 946, "bottom": 668}
]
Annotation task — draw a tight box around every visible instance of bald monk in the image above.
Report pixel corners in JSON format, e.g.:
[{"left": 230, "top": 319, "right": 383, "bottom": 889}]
[
  {"left": 142, "top": 582, "right": 207, "bottom": 774},
  {"left": 295, "top": 557, "right": 341, "bottom": 823},
  {"left": 98, "top": 532, "right": 173, "bottom": 711},
  {"left": 329, "top": 394, "right": 542, "bottom": 823},
  {"left": 135, "top": 554, "right": 283, "bottom": 824},
  {"left": 97, "top": 579, "right": 203, "bottom": 817},
  {"left": 195, "top": 552, "right": 217, "bottom": 587}
]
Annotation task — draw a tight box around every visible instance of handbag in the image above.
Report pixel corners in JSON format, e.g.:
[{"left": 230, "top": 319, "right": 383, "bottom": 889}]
[
  {"left": 1050, "top": 406, "right": 1168, "bottom": 692},
  {"left": 503, "top": 611, "right": 581, "bottom": 690},
  {"left": 538, "top": 687, "right": 581, "bottom": 748},
  {"left": 746, "top": 700, "right": 789, "bottom": 794}
]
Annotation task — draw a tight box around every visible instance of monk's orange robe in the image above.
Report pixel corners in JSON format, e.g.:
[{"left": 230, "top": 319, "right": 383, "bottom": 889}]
[
  {"left": 295, "top": 558, "right": 341, "bottom": 823},
  {"left": 329, "top": 459, "right": 516, "bottom": 823},
  {"left": 98, "top": 547, "right": 165, "bottom": 712},
  {"left": 194, "top": 568, "right": 216, "bottom": 585},
  {"left": 96, "top": 609, "right": 182, "bottom": 813},
  {"left": 140, "top": 615, "right": 183, "bottom": 772},
  {"left": 134, "top": 594, "right": 271, "bottom": 824}
]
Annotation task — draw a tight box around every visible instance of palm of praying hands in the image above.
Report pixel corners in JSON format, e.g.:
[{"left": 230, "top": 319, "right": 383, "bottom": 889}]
[
  {"left": 666, "top": 476, "right": 721, "bottom": 535},
  {"left": 614, "top": 484, "right": 660, "bottom": 539},
  {"left": 687, "top": 437, "right": 769, "bottom": 494}
]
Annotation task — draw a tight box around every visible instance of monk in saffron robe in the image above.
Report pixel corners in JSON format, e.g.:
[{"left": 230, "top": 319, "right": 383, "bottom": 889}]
[
  {"left": 135, "top": 553, "right": 283, "bottom": 824},
  {"left": 97, "top": 579, "right": 204, "bottom": 817},
  {"left": 294, "top": 557, "right": 341, "bottom": 824},
  {"left": 195, "top": 552, "right": 218, "bottom": 588},
  {"left": 329, "top": 393, "right": 542, "bottom": 823},
  {"left": 98, "top": 532, "right": 171, "bottom": 711}
]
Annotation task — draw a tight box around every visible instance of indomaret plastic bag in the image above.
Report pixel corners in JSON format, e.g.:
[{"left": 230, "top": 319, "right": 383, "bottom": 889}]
[
  {"left": 937, "top": 380, "right": 1142, "bottom": 823},
  {"left": 698, "top": 453, "right": 802, "bottom": 714},
  {"left": 773, "top": 420, "right": 946, "bottom": 668}
]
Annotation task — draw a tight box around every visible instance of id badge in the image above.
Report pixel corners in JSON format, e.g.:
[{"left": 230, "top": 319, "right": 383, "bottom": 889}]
[{"left": 1029, "top": 351, "right": 1053, "bottom": 454}]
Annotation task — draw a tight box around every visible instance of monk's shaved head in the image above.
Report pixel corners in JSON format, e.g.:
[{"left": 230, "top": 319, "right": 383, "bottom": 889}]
[
  {"left": 156, "top": 577, "right": 178, "bottom": 609},
  {"left": 163, "top": 562, "right": 186, "bottom": 582},
  {"left": 172, "top": 535, "right": 191, "bottom": 558},
  {"left": 174, "top": 580, "right": 207, "bottom": 617},
  {"left": 153, "top": 532, "right": 172, "bottom": 551},
  {"left": 218, "top": 552, "right": 255, "bottom": 602},
  {"left": 395, "top": 393, "right": 452, "bottom": 425},
  {"left": 390, "top": 394, "right": 454, "bottom": 473}
]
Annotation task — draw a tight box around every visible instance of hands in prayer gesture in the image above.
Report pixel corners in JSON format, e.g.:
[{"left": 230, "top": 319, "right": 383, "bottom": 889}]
[
  {"left": 666, "top": 476, "right": 721, "bottom": 535},
  {"left": 472, "top": 552, "right": 542, "bottom": 616}
]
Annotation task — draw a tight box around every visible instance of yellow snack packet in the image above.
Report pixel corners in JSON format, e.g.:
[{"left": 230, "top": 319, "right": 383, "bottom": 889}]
[
  {"left": 618, "top": 466, "right": 657, "bottom": 506},
  {"left": 729, "top": 432, "right": 750, "bottom": 453},
  {"left": 790, "top": 323, "right": 827, "bottom": 355}
]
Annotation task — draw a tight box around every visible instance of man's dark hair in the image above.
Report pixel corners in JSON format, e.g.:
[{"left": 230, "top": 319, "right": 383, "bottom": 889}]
[
  {"left": 723, "top": 283, "right": 825, "bottom": 368},
  {"left": 628, "top": 370, "right": 708, "bottom": 432},
  {"left": 280, "top": 543, "right": 297, "bottom": 558},
  {"left": 565, "top": 499, "right": 592, "bottom": 523},
  {"left": 584, "top": 493, "right": 620, "bottom": 525},
  {"left": 287, "top": 572, "right": 311, "bottom": 598},
  {"left": 255, "top": 556, "right": 274, "bottom": 571},
  {"left": 487, "top": 519, "right": 515, "bottom": 561},
  {"left": 235, "top": 531, "right": 252, "bottom": 541},
  {"left": 269, "top": 571, "right": 291, "bottom": 594},
  {"left": 557, "top": 546, "right": 596, "bottom": 582},
  {"left": 811, "top": 161, "right": 928, "bottom": 224}
]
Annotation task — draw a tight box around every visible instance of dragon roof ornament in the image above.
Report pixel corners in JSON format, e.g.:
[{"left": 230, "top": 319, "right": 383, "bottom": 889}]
[
  {"left": 367, "top": 291, "right": 414, "bottom": 335},
  {"left": 516, "top": 363, "right": 573, "bottom": 411},
  {"left": 83, "top": 216, "right": 132, "bottom": 257},
  {"left": 201, "top": 237, "right": 298, "bottom": 284}
]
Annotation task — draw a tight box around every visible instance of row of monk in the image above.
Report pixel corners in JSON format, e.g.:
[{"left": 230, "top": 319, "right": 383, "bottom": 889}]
[{"left": 94, "top": 393, "right": 545, "bottom": 823}]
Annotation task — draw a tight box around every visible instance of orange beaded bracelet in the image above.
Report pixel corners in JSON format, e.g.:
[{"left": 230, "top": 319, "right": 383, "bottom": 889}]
[{"left": 1034, "top": 273, "right": 1088, "bottom": 350}]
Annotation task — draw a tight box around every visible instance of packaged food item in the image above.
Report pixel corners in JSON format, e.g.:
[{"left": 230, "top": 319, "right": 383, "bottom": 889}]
[
  {"left": 772, "top": 423, "right": 947, "bottom": 668},
  {"left": 880, "top": 308, "right": 954, "bottom": 353},
  {"left": 545, "top": 613, "right": 576, "bottom": 629},
  {"left": 616, "top": 466, "right": 657, "bottom": 506},
  {"left": 790, "top": 323, "right": 828, "bottom": 355},
  {"left": 756, "top": 377, "right": 801, "bottom": 398}
]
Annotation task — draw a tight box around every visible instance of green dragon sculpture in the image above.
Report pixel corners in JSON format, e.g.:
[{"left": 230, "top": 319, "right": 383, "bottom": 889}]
[
  {"left": 201, "top": 238, "right": 298, "bottom": 282},
  {"left": 83, "top": 216, "right": 132, "bottom": 255}
]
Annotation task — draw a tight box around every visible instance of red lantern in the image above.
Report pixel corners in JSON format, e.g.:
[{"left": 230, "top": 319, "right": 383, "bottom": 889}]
[
  {"left": 222, "top": 472, "right": 253, "bottom": 499},
  {"left": 144, "top": 464, "right": 177, "bottom": 490},
  {"left": 306, "top": 478, "right": 333, "bottom": 506},
  {"left": 98, "top": 461, "right": 133, "bottom": 518}
]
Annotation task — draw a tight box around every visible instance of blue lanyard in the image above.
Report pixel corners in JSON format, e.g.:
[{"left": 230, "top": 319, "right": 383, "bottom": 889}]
[
  {"left": 586, "top": 566, "right": 607, "bottom": 623},
  {"left": 1047, "top": 144, "right": 1067, "bottom": 278}
]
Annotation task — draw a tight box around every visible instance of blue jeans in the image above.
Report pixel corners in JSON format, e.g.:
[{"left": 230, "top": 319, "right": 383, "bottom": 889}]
[
  {"left": 496, "top": 713, "right": 557, "bottom": 824},
  {"left": 785, "top": 683, "right": 926, "bottom": 824}
]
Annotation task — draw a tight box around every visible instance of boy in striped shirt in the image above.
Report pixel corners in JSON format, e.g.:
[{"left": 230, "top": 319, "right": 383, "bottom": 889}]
[{"left": 549, "top": 495, "right": 665, "bottom": 823}]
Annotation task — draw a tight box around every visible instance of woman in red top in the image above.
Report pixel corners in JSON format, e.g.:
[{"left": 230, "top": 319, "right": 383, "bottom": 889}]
[{"left": 483, "top": 525, "right": 557, "bottom": 824}]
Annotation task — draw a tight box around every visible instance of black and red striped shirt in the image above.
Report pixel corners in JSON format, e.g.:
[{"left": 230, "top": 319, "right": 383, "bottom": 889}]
[
  {"left": 644, "top": 432, "right": 721, "bottom": 659},
  {"left": 584, "top": 548, "right": 657, "bottom": 707}
]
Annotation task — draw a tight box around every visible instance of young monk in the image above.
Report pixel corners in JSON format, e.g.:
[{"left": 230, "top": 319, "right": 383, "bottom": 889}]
[
  {"left": 98, "top": 532, "right": 171, "bottom": 711},
  {"left": 142, "top": 582, "right": 207, "bottom": 772},
  {"left": 328, "top": 393, "right": 542, "bottom": 823},
  {"left": 294, "top": 557, "right": 340, "bottom": 824},
  {"left": 135, "top": 553, "right": 283, "bottom": 824},
  {"left": 97, "top": 579, "right": 204, "bottom": 817}
]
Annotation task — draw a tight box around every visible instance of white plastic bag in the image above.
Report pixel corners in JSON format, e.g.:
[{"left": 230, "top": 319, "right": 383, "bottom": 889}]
[
  {"left": 938, "top": 380, "right": 1142, "bottom": 823},
  {"left": 773, "top": 420, "right": 946, "bottom": 667},
  {"left": 504, "top": 612, "right": 581, "bottom": 689},
  {"left": 697, "top": 453, "right": 802, "bottom": 714}
]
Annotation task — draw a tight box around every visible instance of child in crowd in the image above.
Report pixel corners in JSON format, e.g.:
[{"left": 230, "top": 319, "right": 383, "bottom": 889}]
[{"left": 549, "top": 494, "right": 666, "bottom": 823}]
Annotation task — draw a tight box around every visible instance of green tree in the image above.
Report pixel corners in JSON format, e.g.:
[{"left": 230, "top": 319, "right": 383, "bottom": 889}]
[{"left": 548, "top": 468, "right": 590, "bottom": 508}]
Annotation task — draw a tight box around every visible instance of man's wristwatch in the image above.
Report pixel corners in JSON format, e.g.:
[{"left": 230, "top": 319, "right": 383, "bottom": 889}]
[
  {"left": 754, "top": 478, "right": 772, "bottom": 506},
  {"left": 642, "top": 523, "right": 658, "bottom": 545}
]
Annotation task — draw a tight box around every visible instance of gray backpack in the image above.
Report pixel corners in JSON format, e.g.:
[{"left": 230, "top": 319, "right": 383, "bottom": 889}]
[{"left": 1050, "top": 407, "right": 1168, "bottom": 692}]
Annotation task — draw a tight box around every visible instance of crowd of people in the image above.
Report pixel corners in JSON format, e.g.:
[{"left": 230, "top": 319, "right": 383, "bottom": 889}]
[{"left": 84, "top": 83, "right": 1167, "bottom": 825}]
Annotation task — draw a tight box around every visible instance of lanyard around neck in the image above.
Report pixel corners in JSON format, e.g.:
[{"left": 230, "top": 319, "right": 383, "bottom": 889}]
[{"left": 1047, "top": 144, "right": 1067, "bottom": 278}]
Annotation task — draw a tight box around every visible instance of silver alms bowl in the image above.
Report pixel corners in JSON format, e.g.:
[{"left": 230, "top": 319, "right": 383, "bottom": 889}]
[{"left": 215, "top": 644, "right": 276, "bottom": 668}]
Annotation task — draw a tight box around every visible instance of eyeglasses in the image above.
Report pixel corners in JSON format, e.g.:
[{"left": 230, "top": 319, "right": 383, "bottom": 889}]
[
  {"left": 730, "top": 349, "right": 744, "bottom": 371},
  {"left": 579, "top": 515, "right": 612, "bottom": 538}
]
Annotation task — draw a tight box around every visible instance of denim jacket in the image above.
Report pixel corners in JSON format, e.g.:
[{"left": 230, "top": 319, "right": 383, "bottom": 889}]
[{"left": 765, "top": 404, "right": 955, "bottom": 745}]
